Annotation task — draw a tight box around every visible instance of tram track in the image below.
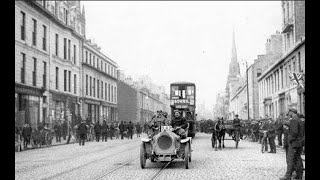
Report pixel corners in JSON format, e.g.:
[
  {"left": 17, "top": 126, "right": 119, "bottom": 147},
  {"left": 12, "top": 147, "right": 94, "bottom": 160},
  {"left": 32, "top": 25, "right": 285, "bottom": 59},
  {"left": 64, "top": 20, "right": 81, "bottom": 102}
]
[
  {"left": 17, "top": 140, "right": 139, "bottom": 174},
  {"left": 92, "top": 157, "right": 140, "bottom": 180},
  {"left": 92, "top": 157, "right": 174, "bottom": 180},
  {"left": 41, "top": 143, "right": 140, "bottom": 180},
  {"left": 149, "top": 160, "right": 174, "bottom": 180}
]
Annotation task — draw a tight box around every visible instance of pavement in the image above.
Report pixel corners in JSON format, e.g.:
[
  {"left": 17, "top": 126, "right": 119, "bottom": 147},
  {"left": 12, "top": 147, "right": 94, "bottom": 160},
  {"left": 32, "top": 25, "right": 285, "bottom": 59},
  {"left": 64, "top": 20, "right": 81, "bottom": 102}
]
[{"left": 16, "top": 134, "right": 132, "bottom": 152}]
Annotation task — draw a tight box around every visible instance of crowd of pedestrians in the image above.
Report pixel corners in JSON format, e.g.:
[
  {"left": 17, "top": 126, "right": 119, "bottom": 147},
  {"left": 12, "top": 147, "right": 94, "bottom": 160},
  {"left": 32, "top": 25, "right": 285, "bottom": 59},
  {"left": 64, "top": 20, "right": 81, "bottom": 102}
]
[
  {"left": 15, "top": 122, "right": 59, "bottom": 151},
  {"left": 15, "top": 119, "right": 153, "bottom": 151},
  {"left": 71, "top": 119, "right": 153, "bottom": 146},
  {"left": 243, "top": 110, "right": 305, "bottom": 159},
  {"left": 199, "top": 108, "right": 305, "bottom": 180}
]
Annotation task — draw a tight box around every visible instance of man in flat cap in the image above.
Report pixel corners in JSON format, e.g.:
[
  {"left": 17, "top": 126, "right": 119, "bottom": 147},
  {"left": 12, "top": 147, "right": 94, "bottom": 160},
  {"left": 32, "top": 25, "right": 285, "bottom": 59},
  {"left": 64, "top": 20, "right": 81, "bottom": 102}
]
[
  {"left": 171, "top": 110, "right": 188, "bottom": 139},
  {"left": 280, "top": 108, "right": 304, "bottom": 180},
  {"left": 78, "top": 120, "right": 88, "bottom": 146},
  {"left": 231, "top": 114, "right": 241, "bottom": 140}
]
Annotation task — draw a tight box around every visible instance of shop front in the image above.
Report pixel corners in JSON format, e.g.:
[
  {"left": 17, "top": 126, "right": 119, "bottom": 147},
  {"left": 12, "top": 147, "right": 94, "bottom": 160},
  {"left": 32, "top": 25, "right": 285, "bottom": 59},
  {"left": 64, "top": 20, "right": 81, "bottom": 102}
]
[
  {"left": 83, "top": 98, "right": 100, "bottom": 124},
  {"left": 15, "top": 83, "right": 45, "bottom": 129},
  {"left": 101, "top": 101, "right": 117, "bottom": 123},
  {"left": 49, "top": 91, "right": 79, "bottom": 128}
]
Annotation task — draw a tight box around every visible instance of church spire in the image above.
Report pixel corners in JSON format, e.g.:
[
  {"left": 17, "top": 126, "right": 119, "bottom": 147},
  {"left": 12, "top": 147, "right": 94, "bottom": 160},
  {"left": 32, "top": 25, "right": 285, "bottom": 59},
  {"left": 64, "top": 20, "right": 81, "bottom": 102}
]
[
  {"left": 228, "top": 27, "right": 240, "bottom": 78},
  {"left": 82, "top": 5, "right": 86, "bottom": 19},
  {"left": 231, "top": 27, "right": 237, "bottom": 62}
]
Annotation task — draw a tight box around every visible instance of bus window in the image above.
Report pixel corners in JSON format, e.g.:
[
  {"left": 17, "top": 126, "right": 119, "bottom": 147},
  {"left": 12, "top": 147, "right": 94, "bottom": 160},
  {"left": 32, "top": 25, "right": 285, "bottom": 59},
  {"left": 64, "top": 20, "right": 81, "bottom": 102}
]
[
  {"left": 187, "top": 86, "right": 194, "bottom": 95},
  {"left": 171, "top": 86, "right": 179, "bottom": 96},
  {"left": 182, "top": 90, "right": 186, "bottom": 99}
]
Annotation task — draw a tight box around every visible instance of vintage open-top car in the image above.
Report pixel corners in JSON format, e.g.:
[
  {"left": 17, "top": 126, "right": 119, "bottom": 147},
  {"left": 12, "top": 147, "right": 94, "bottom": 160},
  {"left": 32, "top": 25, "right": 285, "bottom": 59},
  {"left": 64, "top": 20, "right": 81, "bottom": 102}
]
[{"left": 140, "top": 124, "right": 192, "bottom": 169}]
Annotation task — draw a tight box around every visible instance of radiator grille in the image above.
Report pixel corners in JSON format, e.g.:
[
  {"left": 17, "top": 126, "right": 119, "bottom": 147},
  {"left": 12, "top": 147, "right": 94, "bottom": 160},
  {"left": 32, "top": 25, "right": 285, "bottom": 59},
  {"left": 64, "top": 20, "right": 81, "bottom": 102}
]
[{"left": 157, "top": 135, "right": 172, "bottom": 150}]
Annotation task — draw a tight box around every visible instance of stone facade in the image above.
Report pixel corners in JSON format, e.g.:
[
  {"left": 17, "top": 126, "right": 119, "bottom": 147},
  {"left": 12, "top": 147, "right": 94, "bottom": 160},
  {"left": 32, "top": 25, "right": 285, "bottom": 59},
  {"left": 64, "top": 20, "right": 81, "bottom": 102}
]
[
  {"left": 81, "top": 40, "right": 118, "bottom": 124},
  {"left": 247, "top": 33, "right": 283, "bottom": 120},
  {"left": 258, "top": 40, "right": 305, "bottom": 119},
  {"left": 258, "top": 1, "right": 305, "bottom": 119},
  {"left": 15, "top": 1, "right": 121, "bottom": 129},
  {"left": 15, "top": 1, "right": 85, "bottom": 129}
]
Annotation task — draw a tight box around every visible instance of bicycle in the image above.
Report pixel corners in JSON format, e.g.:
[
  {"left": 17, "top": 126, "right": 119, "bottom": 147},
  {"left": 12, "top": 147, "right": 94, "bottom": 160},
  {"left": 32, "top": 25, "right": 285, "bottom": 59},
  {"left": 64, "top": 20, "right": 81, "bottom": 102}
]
[{"left": 260, "top": 130, "right": 268, "bottom": 153}]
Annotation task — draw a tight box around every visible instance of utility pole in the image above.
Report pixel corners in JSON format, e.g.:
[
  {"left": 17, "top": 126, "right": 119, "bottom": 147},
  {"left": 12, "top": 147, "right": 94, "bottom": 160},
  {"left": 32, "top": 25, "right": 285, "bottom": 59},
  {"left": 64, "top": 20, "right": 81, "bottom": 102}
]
[
  {"left": 245, "top": 61, "right": 250, "bottom": 121},
  {"left": 141, "top": 93, "right": 144, "bottom": 124}
]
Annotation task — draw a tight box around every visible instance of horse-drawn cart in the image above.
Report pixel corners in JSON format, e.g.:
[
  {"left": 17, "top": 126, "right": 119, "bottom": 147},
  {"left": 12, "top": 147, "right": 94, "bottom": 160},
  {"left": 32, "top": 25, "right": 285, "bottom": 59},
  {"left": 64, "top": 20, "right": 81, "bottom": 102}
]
[
  {"left": 223, "top": 120, "right": 241, "bottom": 148},
  {"left": 211, "top": 120, "right": 241, "bottom": 149}
]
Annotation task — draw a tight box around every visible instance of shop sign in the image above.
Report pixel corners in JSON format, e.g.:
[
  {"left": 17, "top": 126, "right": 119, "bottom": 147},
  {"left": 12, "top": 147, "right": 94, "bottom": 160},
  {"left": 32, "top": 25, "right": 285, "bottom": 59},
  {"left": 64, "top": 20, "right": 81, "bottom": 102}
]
[
  {"left": 84, "top": 98, "right": 100, "bottom": 105},
  {"left": 174, "top": 99, "right": 190, "bottom": 104},
  {"left": 15, "top": 84, "right": 42, "bottom": 96}
]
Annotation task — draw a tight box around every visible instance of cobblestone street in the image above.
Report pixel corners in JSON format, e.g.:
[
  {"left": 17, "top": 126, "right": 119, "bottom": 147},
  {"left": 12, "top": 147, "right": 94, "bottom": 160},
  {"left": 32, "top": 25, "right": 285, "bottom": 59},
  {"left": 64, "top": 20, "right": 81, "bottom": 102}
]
[{"left": 15, "top": 133, "right": 304, "bottom": 180}]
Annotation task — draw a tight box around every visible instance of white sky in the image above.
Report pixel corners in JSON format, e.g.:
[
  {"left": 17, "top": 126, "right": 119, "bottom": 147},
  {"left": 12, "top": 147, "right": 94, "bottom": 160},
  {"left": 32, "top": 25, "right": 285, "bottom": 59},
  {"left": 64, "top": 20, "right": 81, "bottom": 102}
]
[{"left": 82, "top": 1, "right": 282, "bottom": 111}]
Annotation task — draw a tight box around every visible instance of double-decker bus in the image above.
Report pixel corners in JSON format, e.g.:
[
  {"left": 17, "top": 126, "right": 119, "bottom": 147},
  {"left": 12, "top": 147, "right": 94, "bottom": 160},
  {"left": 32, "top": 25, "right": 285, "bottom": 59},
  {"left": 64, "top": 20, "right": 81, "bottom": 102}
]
[{"left": 170, "top": 82, "right": 196, "bottom": 138}]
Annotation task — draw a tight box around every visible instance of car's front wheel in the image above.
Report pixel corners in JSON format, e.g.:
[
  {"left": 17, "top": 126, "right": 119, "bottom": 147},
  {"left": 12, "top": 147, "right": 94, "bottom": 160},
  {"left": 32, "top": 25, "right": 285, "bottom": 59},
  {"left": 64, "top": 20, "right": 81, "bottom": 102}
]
[
  {"left": 184, "top": 142, "right": 190, "bottom": 169},
  {"left": 140, "top": 143, "right": 146, "bottom": 169}
]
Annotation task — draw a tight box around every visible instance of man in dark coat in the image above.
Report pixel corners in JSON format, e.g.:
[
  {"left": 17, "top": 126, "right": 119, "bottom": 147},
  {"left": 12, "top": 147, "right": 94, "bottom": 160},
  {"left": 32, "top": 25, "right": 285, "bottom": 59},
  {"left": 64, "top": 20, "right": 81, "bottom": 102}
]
[
  {"left": 109, "top": 123, "right": 115, "bottom": 140},
  {"left": 231, "top": 114, "right": 241, "bottom": 140},
  {"left": 78, "top": 120, "right": 88, "bottom": 146},
  {"left": 101, "top": 120, "right": 108, "bottom": 142},
  {"left": 280, "top": 108, "right": 304, "bottom": 180},
  {"left": 22, "top": 123, "right": 32, "bottom": 149},
  {"left": 127, "top": 121, "right": 134, "bottom": 139},
  {"left": 136, "top": 122, "right": 142, "bottom": 138},
  {"left": 119, "top": 121, "right": 125, "bottom": 140},
  {"left": 276, "top": 118, "right": 284, "bottom": 146},
  {"left": 299, "top": 114, "right": 305, "bottom": 155},
  {"left": 62, "top": 120, "right": 68, "bottom": 140},
  {"left": 123, "top": 122, "right": 128, "bottom": 138},
  {"left": 283, "top": 119, "right": 290, "bottom": 166},
  {"left": 53, "top": 121, "right": 62, "bottom": 143},
  {"left": 171, "top": 110, "right": 188, "bottom": 139},
  {"left": 267, "top": 118, "right": 277, "bottom": 153},
  {"left": 260, "top": 120, "right": 269, "bottom": 152},
  {"left": 94, "top": 122, "right": 102, "bottom": 142},
  {"left": 258, "top": 121, "right": 263, "bottom": 143},
  {"left": 253, "top": 122, "right": 260, "bottom": 142}
]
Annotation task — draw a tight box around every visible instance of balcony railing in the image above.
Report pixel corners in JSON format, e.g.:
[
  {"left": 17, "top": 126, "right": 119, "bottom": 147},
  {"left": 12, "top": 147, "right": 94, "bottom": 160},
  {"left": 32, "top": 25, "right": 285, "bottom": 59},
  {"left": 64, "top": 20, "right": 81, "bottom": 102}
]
[{"left": 282, "top": 16, "right": 294, "bottom": 33}]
